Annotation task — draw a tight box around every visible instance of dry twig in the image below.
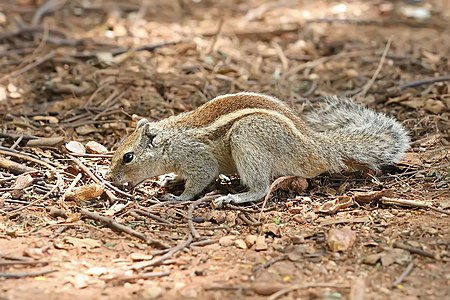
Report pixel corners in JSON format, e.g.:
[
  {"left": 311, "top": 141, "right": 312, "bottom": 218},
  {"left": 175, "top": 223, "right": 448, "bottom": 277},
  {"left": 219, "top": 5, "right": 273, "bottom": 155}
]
[
  {"left": 358, "top": 37, "right": 392, "bottom": 97},
  {"left": 392, "top": 262, "right": 414, "bottom": 287},
  {"left": 188, "top": 194, "right": 220, "bottom": 239},
  {"left": 0, "top": 51, "right": 55, "bottom": 83},
  {"left": 400, "top": 74, "right": 450, "bottom": 90},
  {"left": 393, "top": 241, "right": 436, "bottom": 259},
  {"left": 380, "top": 197, "right": 450, "bottom": 215},
  {"left": 133, "top": 208, "right": 173, "bottom": 225},
  {"left": 0, "top": 156, "right": 36, "bottom": 174},
  {"left": 130, "top": 235, "right": 193, "bottom": 270},
  {"left": 80, "top": 208, "right": 168, "bottom": 248},
  {"left": 0, "top": 269, "right": 57, "bottom": 279},
  {"left": 268, "top": 283, "right": 350, "bottom": 300}
]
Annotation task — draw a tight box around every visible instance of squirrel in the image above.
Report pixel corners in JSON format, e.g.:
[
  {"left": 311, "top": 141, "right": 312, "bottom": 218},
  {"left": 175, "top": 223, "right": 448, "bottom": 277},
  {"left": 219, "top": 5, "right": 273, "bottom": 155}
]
[{"left": 105, "top": 92, "right": 410, "bottom": 208}]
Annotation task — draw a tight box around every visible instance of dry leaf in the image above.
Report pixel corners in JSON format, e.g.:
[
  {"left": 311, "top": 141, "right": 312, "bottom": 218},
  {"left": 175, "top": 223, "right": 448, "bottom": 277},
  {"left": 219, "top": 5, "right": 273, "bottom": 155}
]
[
  {"left": 400, "top": 98, "right": 424, "bottom": 109},
  {"left": 75, "top": 125, "right": 99, "bottom": 135},
  {"left": 65, "top": 141, "right": 86, "bottom": 154},
  {"left": 276, "top": 177, "right": 308, "bottom": 192},
  {"left": 65, "top": 183, "right": 104, "bottom": 202},
  {"left": 424, "top": 99, "right": 446, "bottom": 114},
  {"left": 64, "top": 237, "right": 101, "bottom": 249},
  {"left": 86, "top": 141, "right": 108, "bottom": 154},
  {"left": 105, "top": 203, "right": 127, "bottom": 216},
  {"left": 318, "top": 195, "right": 354, "bottom": 214},
  {"left": 71, "top": 274, "right": 89, "bottom": 289},
  {"left": 32, "top": 115, "right": 59, "bottom": 124},
  {"left": 23, "top": 247, "right": 46, "bottom": 259},
  {"left": 354, "top": 190, "right": 392, "bottom": 204},
  {"left": 86, "top": 267, "right": 109, "bottom": 276},
  {"left": 129, "top": 252, "right": 154, "bottom": 261},
  {"left": 327, "top": 227, "right": 356, "bottom": 252},
  {"left": 11, "top": 174, "right": 33, "bottom": 198}
]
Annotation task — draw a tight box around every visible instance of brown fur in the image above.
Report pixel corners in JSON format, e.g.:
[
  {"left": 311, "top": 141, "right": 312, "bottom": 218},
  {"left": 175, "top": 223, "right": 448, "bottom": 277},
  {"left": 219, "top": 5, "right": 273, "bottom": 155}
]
[{"left": 177, "top": 93, "right": 305, "bottom": 129}]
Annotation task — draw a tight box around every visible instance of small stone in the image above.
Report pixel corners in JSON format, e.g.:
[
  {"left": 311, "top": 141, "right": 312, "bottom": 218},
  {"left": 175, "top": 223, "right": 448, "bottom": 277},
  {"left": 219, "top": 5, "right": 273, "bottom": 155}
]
[
  {"left": 293, "top": 214, "right": 306, "bottom": 224},
  {"left": 219, "top": 235, "right": 236, "bottom": 247},
  {"left": 262, "top": 223, "right": 282, "bottom": 237},
  {"left": 129, "top": 252, "right": 153, "bottom": 261},
  {"left": 245, "top": 234, "right": 257, "bottom": 248},
  {"left": 255, "top": 236, "right": 268, "bottom": 251},
  {"left": 327, "top": 227, "right": 356, "bottom": 252},
  {"left": 250, "top": 282, "right": 284, "bottom": 296},
  {"left": 234, "top": 239, "right": 247, "bottom": 249},
  {"left": 9, "top": 92, "right": 22, "bottom": 99}
]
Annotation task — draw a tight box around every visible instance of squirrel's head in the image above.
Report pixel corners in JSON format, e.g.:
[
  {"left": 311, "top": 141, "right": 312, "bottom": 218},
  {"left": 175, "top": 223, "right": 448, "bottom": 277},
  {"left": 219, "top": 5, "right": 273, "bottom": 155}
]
[{"left": 106, "top": 118, "right": 169, "bottom": 189}]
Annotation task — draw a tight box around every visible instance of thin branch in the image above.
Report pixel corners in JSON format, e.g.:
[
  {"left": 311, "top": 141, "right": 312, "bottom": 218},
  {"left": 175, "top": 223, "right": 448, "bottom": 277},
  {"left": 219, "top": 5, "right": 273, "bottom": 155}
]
[
  {"left": 0, "top": 269, "right": 57, "bottom": 279},
  {"left": 400, "top": 74, "right": 450, "bottom": 90},
  {"left": 358, "top": 37, "right": 392, "bottom": 97},
  {"left": 393, "top": 241, "right": 436, "bottom": 259},
  {"left": 268, "top": 283, "right": 350, "bottom": 300},
  {"left": 130, "top": 235, "right": 193, "bottom": 270},
  {"left": 380, "top": 197, "right": 450, "bottom": 215},
  {"left": 0, "top": 51, "right": 55, "bottom": 83},
  {"left": 188, "top": 195, "right": 219, "bottom": 239},
  {"left": 80, "top": 208, "right": 169, "bottom": 249},
  {"left": 392, "top": 262, "right": 414, "bottom": 287}
]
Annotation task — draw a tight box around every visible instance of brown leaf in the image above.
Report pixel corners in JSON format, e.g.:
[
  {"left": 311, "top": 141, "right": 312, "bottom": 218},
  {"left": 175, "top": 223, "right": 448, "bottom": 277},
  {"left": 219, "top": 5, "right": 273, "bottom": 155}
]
[
  {"left": 276, "top": 177, "right": 308, "bottom": 192},
  {"left": 86, "top": 141, "right": 108, "bottom": 154},
  {"left": 65, "top": 183, "right": 104, "bottom": 202},
  {"left": 64, "top": 237, "right": 101, "bottom": 249},
  {"left": 10, "top": 174, "right": 33, "bottom": 198},
  {"left": 424, "top": 99, "right": 446, "bottom": 114},
  {"left": 128, "top": 252, "right": 154, "bottom": 261},
  {"left": 354, "top": 190, "right": 392, "bottom": 205},
  {"left": 65, "top": 141, "right": 86, "bottom": 154},
  {"left": 318, "top": 195, "right": 354, "bottom": 214}
]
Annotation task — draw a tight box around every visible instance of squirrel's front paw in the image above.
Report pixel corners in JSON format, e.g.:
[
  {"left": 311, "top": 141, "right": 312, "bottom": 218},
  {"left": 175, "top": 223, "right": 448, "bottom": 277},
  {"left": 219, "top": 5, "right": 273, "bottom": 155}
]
[
  {"left": 212, "top": 194, "right": 237, "bottom": 209},
  {"left": 161, "top": 193, "right": 184, "bottom": 201}
]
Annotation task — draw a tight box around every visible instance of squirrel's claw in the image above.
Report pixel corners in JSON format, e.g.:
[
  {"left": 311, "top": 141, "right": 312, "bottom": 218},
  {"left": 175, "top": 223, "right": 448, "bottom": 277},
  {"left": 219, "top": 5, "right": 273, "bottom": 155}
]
[
  {"left": 211, "top": 194, "right": 238, "bottom": 209},
  {"left": 161, "top": 193, "right": 184, "bottom": 201}
]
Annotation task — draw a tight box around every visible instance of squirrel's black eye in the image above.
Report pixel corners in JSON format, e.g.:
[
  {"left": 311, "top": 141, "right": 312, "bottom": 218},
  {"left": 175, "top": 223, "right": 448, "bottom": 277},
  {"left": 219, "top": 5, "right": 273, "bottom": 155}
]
[{"left": 123, "top": 152, "right": 134, "bottom": 163}]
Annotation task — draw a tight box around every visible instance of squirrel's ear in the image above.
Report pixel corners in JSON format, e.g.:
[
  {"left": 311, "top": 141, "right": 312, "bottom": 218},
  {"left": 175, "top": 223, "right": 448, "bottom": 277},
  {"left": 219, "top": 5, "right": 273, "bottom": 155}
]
[
  {"left": 136, "top": 118, "right": 149, "bottom": 129},
  {"left": 140, "top": 123, "right": 161, "bottom": 147}
]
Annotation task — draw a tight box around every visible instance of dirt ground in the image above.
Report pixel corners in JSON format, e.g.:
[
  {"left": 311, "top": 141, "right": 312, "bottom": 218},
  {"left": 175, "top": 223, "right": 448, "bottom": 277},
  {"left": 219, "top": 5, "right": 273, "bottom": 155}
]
[{"left": 0, "top": 0, "right": 449, "bottom": 299}]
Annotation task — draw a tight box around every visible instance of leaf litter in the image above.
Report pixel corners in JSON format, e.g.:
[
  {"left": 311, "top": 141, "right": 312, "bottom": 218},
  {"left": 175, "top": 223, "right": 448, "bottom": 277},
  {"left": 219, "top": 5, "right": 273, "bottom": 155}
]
[{"left": 0, "top": 0, "right": 449, "bottom": 299}]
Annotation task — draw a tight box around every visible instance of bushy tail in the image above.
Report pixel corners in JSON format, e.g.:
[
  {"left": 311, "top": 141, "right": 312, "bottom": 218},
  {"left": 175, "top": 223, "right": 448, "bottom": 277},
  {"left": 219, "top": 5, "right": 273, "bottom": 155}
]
[{"left": 304, "top": 97, "right": 410, "bottom": 170}]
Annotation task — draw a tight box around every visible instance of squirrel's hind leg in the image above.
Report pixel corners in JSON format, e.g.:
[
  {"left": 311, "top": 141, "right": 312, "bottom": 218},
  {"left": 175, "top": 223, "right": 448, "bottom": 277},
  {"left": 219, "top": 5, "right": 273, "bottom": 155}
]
[{"left": 213, "top": 120, "right": 272, "bottom": 208}]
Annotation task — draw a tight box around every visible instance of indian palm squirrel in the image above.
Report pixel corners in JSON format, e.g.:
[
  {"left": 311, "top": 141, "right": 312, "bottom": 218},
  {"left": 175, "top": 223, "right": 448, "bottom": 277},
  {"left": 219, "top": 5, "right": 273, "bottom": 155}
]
[{"left": 106, "top": 92, "right": 410, "bottom": 207}]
